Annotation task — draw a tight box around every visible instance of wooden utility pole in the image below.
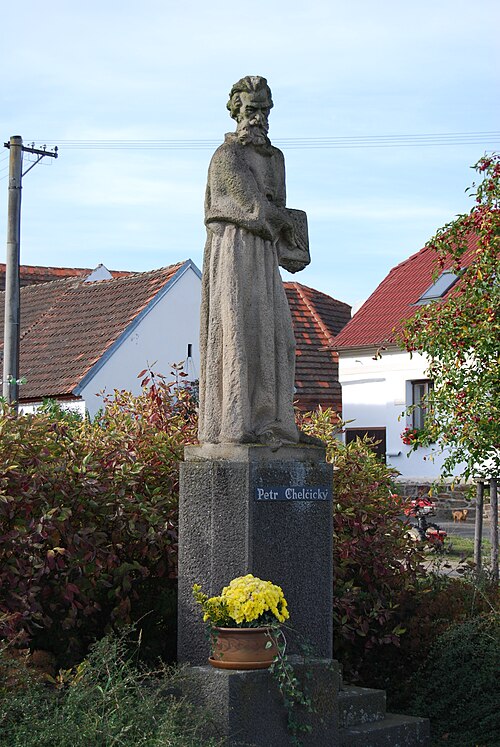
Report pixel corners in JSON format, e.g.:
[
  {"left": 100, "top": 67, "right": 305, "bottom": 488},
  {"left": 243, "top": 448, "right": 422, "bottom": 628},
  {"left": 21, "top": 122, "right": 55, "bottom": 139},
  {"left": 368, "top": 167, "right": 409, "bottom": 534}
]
[
  {"left": 2, "top": 136, "right": 23, "bottom": 407},
  {"left": 490, "top": 478, "right": 499, "bottom": 583},
  {"left": 2, "top": 136, "right": 58, "bottom": 410},
  {"left": 474, "top": 480, "right": 484, "bottom": 572}
]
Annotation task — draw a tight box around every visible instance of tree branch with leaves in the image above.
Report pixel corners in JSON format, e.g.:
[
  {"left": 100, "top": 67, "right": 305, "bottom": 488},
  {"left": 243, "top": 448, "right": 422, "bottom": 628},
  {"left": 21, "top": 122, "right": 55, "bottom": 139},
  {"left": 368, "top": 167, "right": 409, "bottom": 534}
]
[{"left": 398, "top": 154, "right": 499, "bottom": 482}]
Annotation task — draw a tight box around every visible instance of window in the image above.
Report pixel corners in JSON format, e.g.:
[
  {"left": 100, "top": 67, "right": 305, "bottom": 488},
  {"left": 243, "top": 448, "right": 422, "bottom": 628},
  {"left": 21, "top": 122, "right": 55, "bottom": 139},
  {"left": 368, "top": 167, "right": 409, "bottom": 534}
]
[
  {"left": 416, "top": 270, "right": 461, "bottom": 304},
  {"left": 345, "top": 428, "right": 386, "bottom": 462},
  {"left": 412, "top": 380, "right": 433, "bottom": 429}
]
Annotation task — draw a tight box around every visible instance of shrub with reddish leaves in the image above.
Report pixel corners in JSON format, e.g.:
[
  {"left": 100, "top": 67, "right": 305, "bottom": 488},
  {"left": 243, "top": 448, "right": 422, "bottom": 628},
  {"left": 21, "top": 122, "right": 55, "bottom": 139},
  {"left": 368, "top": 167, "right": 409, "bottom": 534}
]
[
  {"left": 2, "top": 388, "right": 426, "bottom": 676},
  {"left": 299, "top": 408, "right": 427, "bottom": 680},
  {"left": 0, "top": 371, "right": 197, "bottom": 661}
]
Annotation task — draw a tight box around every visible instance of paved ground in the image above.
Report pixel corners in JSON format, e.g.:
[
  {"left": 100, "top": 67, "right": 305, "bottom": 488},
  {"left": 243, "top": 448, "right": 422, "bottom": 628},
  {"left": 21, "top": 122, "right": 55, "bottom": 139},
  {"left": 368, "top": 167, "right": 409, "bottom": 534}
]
[
  {"left": 403, "top": 517, "right": 490, "bottom": 540},
  {"left": 438, "top": 519, "right": 492, "bottom": 540}
]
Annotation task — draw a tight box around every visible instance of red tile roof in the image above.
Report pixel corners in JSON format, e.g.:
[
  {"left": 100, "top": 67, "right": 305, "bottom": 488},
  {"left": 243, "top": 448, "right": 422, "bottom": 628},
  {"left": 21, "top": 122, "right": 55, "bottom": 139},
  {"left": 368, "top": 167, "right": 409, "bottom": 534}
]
[
  {"left": 334, "top": 233, "right": 479, "bottom": 349},
  {"left": 0, "top": 264, "right": 351, "bottom": 412},
  {"left": 0, "top": 263, "right": 187, "bottom": 400},
  {"left": 0, "top": 263, "right": 130, "bottom": 291},
  {"left": 284, "top": 282, "right": 351, "bottom": 411}
]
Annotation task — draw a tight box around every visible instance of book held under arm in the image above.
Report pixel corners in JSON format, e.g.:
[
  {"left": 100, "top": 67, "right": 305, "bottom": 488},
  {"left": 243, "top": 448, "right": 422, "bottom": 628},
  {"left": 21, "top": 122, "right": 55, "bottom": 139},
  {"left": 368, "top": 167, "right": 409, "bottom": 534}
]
[{"left": 277, "top": 208, "right": 311, "bottom": 274}]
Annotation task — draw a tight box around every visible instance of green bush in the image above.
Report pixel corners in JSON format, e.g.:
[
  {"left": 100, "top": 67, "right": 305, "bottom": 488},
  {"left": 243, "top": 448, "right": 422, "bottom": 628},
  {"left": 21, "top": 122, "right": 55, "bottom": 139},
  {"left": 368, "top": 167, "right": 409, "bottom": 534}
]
[
  {"left": 0, "top": 373, "right": 197, "bottom": 663},
  {"left": 358, "top": 573, "right": 499, "bottom": 706},
  {"left": 301, "top": 408, "right": 499, "bottom": 703},
  {"left": 1, "top": 383, "right": 454, "bottom": 692},
  {"left": 299, "top": 408, "right": 428, "bottom": 680},
  {"left": 0, "top": 631, "right": 222, "bottom": 747},
  {"left": 410, "top": 612, "right": 500, "bottom": 746}
]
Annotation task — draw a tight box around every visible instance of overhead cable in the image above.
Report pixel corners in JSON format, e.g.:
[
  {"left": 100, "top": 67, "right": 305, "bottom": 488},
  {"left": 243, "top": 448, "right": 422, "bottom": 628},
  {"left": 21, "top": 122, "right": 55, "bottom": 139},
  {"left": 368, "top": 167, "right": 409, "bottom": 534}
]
[{"left": 25, "top": 131, "right": 500, "bottom": 151}]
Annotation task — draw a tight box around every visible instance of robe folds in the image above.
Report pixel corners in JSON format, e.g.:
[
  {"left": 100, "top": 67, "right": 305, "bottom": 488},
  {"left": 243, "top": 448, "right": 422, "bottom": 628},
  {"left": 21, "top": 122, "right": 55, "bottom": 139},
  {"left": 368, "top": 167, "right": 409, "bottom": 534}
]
[{"left": 198, "top": 133, "right": 299, "bottom": 445}]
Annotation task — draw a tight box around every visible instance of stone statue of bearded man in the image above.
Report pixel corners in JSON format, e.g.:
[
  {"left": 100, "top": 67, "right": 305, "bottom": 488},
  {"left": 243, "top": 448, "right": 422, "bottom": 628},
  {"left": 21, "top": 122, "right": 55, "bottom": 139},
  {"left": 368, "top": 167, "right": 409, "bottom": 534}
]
[{"left": 198, "top": 76, "right": 311, "bottom": 448}]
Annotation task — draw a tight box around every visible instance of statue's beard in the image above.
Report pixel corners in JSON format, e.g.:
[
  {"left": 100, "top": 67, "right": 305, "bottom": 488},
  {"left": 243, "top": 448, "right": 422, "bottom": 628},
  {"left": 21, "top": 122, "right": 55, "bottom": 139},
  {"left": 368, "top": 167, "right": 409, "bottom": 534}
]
[{"left": 237, "top": 123, "right": 269, "bottom": 146}]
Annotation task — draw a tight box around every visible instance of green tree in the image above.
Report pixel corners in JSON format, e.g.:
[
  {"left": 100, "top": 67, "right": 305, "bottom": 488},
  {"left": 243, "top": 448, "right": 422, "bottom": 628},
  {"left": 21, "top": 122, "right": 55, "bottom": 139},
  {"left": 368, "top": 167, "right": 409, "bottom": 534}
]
[{"left": 398, "top": 154, "right": 500, "bottom": 482}]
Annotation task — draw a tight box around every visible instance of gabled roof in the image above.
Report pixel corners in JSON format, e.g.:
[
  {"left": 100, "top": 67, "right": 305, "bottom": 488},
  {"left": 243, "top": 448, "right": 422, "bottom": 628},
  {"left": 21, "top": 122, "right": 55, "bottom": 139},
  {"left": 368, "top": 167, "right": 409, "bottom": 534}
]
[
  {"left": 0, "top": 263, "right": 130, "bottom": 291},
  {"left": 334, "top": 232, "right": 479, "bottom": 349},
  {"left": 1, "top": 263, "right": 350, "bottom": 411},
  {"left": 284, "top": 282, "right": 351, "bottom": 409},
  {"left": 0, "top": 261, "right": 195, "bottom": 400}
]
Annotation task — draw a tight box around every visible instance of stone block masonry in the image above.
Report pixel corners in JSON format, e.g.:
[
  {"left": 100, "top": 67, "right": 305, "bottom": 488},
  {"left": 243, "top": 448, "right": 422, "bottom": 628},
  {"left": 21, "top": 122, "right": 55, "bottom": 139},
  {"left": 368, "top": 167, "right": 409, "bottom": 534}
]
[{"left": 184, "top": 657, "right": 341, "bottom": 747}]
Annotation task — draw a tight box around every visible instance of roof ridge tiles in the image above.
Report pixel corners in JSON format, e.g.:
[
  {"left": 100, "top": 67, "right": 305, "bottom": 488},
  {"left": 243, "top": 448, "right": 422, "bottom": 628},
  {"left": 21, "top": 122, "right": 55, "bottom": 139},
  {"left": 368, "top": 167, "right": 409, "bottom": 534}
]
[
  {"left": 0, "top": 262, "right": 91, "bottom": 274},
  {"left": 0, "top": 261, "right": 189, "bottom": 289},
  {"left": 19, "top": 275, "right": 84, "bottom": 292},
  {"left": 283, "top": 280, "right": 350, "bottom": 309},
  {"left": 106, "top": 262, "right": 185, "bottom": 280}
]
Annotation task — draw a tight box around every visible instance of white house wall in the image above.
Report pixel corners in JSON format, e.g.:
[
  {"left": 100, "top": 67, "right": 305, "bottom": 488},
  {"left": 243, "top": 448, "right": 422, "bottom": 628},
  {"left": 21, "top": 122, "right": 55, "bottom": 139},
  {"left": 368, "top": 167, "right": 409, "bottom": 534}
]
[
  {"left": 339, "top": 348, "right": 457, "bottom": 482},
  {"left": 19, "top": 400, "right": 87, "bottom": 418},
  {"left": 79, "top": 266, "right": 201, "bottom": 418}
]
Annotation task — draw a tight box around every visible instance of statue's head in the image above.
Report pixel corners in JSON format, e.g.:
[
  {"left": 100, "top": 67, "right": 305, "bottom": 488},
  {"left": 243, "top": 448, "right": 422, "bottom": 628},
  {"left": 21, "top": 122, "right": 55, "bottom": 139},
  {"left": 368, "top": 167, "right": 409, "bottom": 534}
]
[{"left": 227, "top": 76, "right": 273, "bottom": 146}]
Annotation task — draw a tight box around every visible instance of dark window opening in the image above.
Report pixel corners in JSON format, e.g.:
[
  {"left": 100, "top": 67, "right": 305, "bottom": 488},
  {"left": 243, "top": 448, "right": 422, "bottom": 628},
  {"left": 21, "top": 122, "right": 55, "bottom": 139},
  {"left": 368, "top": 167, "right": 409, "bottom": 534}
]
[{"left": 412, "top": 380, "right": 433, "bottom": 429}]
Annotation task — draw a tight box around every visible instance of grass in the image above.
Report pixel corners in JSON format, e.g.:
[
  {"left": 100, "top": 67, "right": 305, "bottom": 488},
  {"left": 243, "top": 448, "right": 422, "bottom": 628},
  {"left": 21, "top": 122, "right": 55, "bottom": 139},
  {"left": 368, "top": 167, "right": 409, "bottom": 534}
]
[
  {"left": 445, "top": 533, "right": 491, "bottom": 560},
  {"left": 0, "top": 631, "right": 224, "bottom": 747}
]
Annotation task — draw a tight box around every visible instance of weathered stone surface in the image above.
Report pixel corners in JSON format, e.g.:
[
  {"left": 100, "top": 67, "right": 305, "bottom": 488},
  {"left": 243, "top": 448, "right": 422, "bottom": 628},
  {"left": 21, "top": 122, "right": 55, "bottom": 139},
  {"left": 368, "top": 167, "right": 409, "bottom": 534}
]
[
  {"left": 339, "top": 685, "right": 386, "bottom": 727},
  {"left": 184, "top": 442, "right": 326, "bottom": 464},
  {"left": 198, "top": 75, "right": 310, "bottom": 447},
  {"left": 339, "top": 712, "right": 430, "bottom": 746},
  {"left": 181, "top": 661, "right": 430, "bottom": 746},
  {"left": 183, "top": 657, "right": 341, "bottom": 747},
  {"left": 178, "top": 444, "right": 333, "bottom": 665}
]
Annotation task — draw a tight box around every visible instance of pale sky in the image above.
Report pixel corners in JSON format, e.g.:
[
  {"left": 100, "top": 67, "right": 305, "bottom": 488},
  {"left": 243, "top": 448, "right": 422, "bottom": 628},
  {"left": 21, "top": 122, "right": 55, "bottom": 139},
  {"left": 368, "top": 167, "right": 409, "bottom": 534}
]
[{"left": 1, "top": 0, "right": 499, "bottom": 309}]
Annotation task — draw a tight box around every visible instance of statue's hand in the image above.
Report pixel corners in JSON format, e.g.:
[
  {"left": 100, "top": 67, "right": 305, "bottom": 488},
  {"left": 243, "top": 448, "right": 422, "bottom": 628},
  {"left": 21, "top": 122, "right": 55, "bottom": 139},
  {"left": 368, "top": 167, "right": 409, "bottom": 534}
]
[
  {"left": 282, "top": 220, "right": 307, "bottom": 253},
  {"left": 293, "top": 229, "right": 308, "bottom": 253},
  {"left": 280, "top": 208, "right": 300, "bottom": 244},
  {"left": 282, "top": 222, "right": 297, "bottom": 247}
]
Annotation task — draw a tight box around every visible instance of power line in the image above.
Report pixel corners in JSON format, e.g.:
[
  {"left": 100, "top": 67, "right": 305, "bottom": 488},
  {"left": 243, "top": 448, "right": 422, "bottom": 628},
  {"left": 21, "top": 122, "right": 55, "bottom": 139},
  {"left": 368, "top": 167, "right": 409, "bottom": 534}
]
[{"left": 25, "top": 131, "right": 500, "bottom": 151}]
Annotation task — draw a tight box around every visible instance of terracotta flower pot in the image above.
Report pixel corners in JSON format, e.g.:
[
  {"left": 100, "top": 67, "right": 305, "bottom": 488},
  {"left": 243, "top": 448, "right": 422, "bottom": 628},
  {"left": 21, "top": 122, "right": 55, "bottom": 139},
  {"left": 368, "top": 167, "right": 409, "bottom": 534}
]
[{"left": 209, "top": 626, "right": 278, "bottom": 670}]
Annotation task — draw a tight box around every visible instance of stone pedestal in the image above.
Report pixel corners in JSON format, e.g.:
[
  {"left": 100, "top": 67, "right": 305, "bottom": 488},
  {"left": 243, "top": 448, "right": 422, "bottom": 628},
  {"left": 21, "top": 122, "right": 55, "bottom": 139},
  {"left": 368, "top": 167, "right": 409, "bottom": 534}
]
[
  {"left": 177, "top": 444, "right": 430, "bottom": 746},
  {"left": 178, "top": 443, "right": 333, "bottom": 665}
]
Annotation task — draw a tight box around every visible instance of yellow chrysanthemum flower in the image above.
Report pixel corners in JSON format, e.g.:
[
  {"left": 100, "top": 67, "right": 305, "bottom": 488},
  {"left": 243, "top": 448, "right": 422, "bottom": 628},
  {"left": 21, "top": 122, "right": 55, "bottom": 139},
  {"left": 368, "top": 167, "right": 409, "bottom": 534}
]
[{"left": 193, "top": 574, "right": 289, "bottom": 627}]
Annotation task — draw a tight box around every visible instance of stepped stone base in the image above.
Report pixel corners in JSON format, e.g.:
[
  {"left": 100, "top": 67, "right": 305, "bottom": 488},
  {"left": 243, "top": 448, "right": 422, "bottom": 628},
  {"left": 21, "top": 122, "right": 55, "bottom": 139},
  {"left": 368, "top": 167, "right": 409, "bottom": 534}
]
[
  {"left": 338, "top": 685, "right": 386, "bottom": 727},
  {"left": 184, "top": 657, "right": 340, "bottom": 747},
  {"left": 178, "top": 446, "right": 429, "bottom": 744},
  {"left": 340, "top": 712, "right": 430, "bottom": 746},
  {"left": 181, "top": 659, "right": 430, "bottom": 746}
]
